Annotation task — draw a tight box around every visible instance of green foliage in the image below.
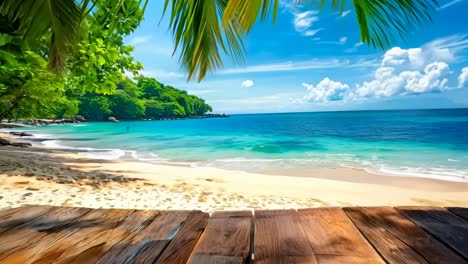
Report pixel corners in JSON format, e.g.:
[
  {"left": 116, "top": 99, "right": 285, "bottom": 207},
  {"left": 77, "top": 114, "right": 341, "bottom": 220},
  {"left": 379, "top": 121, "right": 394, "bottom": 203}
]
[
  {"left": 0, "top": 0, "right": 82, "bottom": 70},
  {"left": 66, "top": 0, "right": 144, "bottom": 95},
  {"left": 0, "top": 0, "right": 148, "bottom": 120},
  {"left": 79, "top": 76, "right": 212, "bottom": 121},
  {"left": 0, "top": 25, "right": 77, "bottom": 120},
  {"left": 79, "top": 95, "right": 113, "bottom": 121}
]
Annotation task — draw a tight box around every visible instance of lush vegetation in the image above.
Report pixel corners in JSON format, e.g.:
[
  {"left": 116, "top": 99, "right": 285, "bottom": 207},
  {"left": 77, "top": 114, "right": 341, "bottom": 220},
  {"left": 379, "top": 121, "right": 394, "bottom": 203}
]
[
  {"left": 0, "top": 0, "right": 437, "bottom": 121},
  {"left": 80, "top": 77, "right": 212, "bottom": 121},
  {"left": 0, "top": 0, "right": 211, "bottom": 121}
]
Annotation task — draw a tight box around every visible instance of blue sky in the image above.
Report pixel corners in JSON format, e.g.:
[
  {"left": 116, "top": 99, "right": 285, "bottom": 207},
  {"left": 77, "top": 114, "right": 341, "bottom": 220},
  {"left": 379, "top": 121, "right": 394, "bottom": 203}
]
[{"left": 126, "top": 0, "right": 468, "bottom": 114}]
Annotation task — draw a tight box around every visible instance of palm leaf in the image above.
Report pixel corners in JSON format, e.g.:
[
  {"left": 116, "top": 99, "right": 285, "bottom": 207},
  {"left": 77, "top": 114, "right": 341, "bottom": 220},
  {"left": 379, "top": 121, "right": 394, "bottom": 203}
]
[
  {"left": 166, "top": 0, "right": 437, "bottom": 81},
  {"left": 285, "top": 0, "right": 437, "bottom": 48},
  {"left": 163, "top": 0, "right": 245, "bottom": 82},
  {"left": 0, "top": 0, "right": 82, "bottom": 70}
]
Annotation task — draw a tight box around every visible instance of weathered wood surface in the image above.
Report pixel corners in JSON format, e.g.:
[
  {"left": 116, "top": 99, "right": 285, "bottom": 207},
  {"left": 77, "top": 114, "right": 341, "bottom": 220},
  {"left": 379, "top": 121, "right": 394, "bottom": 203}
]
[
  {"left": 345, "top": 207, "right": 467, "bottom": 264},
  {"left": 254, "top": 210, "right": 318, "bottom": 264},
  {"left": 397, "top": 206, "right": 468, "bottom": 260},
  {"left": 188, "top": 211, "right": 252, "bottom": 264},
  {"left": 156, "top": 211, "right": 209, "bottom": 264},
  {"left": 298, "top": 208, "right": 384, "bottom": 264},
  {"left": 448, "top": 207, "right": 468, "bottom": 221},
  {"left": 0, "top": 205, "right": 467, "bottom": 264}
]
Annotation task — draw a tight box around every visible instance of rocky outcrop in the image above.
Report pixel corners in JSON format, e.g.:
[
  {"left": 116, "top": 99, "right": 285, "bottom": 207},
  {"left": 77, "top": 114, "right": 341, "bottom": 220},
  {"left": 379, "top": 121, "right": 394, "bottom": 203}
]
[
  {"left": 0, "top": 138, "right": 31, "bottom": 148},
  {"left": 27, "top": 115, "right": 87, "bottom": 126},
  {"left": 0, "top": 123, "right": 27, "bottom": 129},
  {"left": 141, "top": 113, "right": 229, "bottom": 121},
  {"left": 9, "top": 132, "right": 33, "bottom": 137},
  {"left": 108, "top": 116, "right": 119, "bottom": 122}
]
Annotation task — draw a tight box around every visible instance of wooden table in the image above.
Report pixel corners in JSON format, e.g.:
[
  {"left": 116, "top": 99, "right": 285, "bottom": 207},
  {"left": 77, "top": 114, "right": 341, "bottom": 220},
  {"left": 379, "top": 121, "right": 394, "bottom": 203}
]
[{"left": 0, "top": 205, "right": 467, "bottom": 263}]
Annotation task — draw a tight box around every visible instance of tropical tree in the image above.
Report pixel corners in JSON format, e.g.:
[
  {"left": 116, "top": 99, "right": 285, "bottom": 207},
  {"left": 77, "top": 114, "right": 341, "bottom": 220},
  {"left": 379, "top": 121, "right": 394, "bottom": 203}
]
[{"left": 0, "top": 0, "right": 438, "bottom": 82}]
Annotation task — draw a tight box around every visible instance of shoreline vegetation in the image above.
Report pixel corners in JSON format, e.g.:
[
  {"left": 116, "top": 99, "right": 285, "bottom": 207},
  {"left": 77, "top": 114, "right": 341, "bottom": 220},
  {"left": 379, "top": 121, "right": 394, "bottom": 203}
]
[{"left": 1, "top": 131, "right": 468, "bottom": 211}]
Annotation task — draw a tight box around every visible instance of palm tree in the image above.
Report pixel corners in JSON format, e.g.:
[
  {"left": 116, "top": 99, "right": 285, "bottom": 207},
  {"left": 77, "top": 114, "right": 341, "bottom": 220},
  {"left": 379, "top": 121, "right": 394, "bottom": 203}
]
[{"left": 0, "top": 0, "right": 438, "bottom": 81}]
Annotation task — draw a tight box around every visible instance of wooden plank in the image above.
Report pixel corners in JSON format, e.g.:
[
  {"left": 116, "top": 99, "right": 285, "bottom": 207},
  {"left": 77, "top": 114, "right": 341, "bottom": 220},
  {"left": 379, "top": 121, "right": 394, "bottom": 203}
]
[
  {"left": 156, "top": 211, "right": 209, "bottom": 264},
  {"left": 30, "top": 208, "right": 135, "bottom": 264},
  {"left": 344, "top": 207, "right": 430, "bottom": 263},
  {"left": 254, "top": 210, "right": 318, "bottom": 264},
  {"left": 188, "top": 211, "right": 252, "bottom": 264},
  {"left": 298, "top": 208, "right": 384, "bottom": 264},
  {"left": 448, "top": 207, "right": 468, "bottom": 221},
  {"left": 0, "top": 208, "right": 127, "bottom": 264},
  {"left": 97, "top": 210, "right": 191, "bottom": 264},
  {"left": 348, "top": 207, "right": 466, "bottom": 264},
  {"left": 398, "top": 206, "right": 468, "bottom": 260},
  {"left": 0, "top": 205, "right": 55, "bottom": 234},
  {"left": 0, "top": 206, "right": 92, "bottom": 262},
  {"left": 24, "top": 208, "right": 154, "bottom": 264}
]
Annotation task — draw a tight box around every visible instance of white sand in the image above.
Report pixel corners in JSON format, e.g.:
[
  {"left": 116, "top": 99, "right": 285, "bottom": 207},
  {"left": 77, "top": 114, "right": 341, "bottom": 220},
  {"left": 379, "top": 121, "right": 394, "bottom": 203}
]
[{"left": 1, "top": 133, "right": 467, "bottom": 211}]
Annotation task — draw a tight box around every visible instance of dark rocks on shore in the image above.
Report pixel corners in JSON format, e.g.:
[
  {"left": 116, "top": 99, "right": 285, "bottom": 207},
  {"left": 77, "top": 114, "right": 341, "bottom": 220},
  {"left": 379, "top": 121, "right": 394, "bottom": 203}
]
[
  {"left": 108, "top": 116, "right": 119, "bottom": 122},
  {"left": 0, "top": 123, "right": 27, "bottom": 129},
  {"left": 141, "top": 113, "right": 229, "bottom": 121},
  {"left": 26, "top": 115, "right": 87, "bottom": 126},
  {"left": 0, "top": 137, "right": 31, "bottom": 148},
  {"left": 9, "top": 132, "right": 33, "bottom": 137}
]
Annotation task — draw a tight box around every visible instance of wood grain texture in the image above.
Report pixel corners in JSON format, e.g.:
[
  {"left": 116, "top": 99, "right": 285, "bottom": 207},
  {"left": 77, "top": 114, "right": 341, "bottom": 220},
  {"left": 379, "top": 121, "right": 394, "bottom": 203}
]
[
  {"left": 1, "top": 205, "right": 468, "bottom": 264},
  {"left": 397, "top": 206, "right": 468, "bottom": 260},
  {"left": 254, "top": 210, "right": 318, "bottom": 264},
  {"left": 344, "top": 207, "right": 430, "bottom": 264},
  {"left": 0, "top": 206, "right": 92, "bottom": 263},
  {"left": 121, "top": 211, "right": 191, "bottom": 264},
  {"left": 0, "top": 205, "right": 55, "bottom": 234},
  {"left": 350, "top": 207, "right": 466, "bottom": 264},
  {"left": 94, "top": 210, "right": 161, "bottom": 263},
  {"left": 448, "top": 207, "right": 468, "bottom": 221},
  {"left": 156, "top": 211, "right": 209, "bottom": 264},
  {"left": 188, "top": 211, "right": 252, "bottom": 264},
  {"left": 298, "top": 208, "right": 384, "bottom": 264},
  {"left": 26, "top": 208, "right": 134, "bottom": 264}
]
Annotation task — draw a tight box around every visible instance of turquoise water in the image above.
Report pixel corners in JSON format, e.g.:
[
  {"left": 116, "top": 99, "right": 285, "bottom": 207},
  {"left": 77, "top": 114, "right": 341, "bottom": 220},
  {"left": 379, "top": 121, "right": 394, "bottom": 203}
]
[{"left": 9, "top": 109, "right": 468, "bottom": 182}]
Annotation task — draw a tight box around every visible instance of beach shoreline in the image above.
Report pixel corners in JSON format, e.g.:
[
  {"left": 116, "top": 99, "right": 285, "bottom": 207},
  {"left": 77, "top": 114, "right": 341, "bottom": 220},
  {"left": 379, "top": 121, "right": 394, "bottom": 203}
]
[{"left": 1, "top": 132, "right": 468, "bottom": 211}]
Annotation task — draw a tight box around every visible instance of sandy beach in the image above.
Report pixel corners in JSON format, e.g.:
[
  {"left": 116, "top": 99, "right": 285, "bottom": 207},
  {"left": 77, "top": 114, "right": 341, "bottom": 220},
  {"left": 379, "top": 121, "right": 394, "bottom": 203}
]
[{"left": 1, "top": 132, "right": 467, "bottom": 212}]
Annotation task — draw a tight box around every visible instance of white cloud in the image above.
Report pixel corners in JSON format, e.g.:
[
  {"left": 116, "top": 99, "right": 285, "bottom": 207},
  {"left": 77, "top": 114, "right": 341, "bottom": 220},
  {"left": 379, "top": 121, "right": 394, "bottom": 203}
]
[
  {"left": 294, "top": 11, "right": 319, "bottom": 31},
  {"left": 241, "top": 80, "right": 255, "bottom": 88},
  {"left": 129, "top": 35, "right": 152, "bottom": 46},
  {"left": 356, "top": 43, "right": 454, "bottom": 98},
  {"left": 345, "top": 42, "right": 364, "bottom": 53},
  {"left": 293, "top": 10, "right": 321, "bottom": 36},
  {"left": 340, "top": 10, "right": 352, "bottom": 17},
  {"left": 355, "top": 61, "right": 450, "bottom": 98},
  {"left": 138, "top": 69, "right": 185, "bottom": 79},
  {"left": 459, "top": 67, "right": 468, "bottom": 88},
  {"left": 303, "top": 78, "right": 350, "bottom": 102},
  {"left": 302, "top": 35, "right": 468, "bottom": 102},
  {"left": 304, "top": 28, "right": 323, "bottom": 36},
  {"left": 339, "top": 37, "right": 348, "bottom": 44},
  {"left": 186, "top": 89, "right": 217, "bottom": 95},
  {"left": 354, "top": 42, "right": 364, "bottom": 48},
  {"left": 439, "top": 0, "right": 464, "bottom": 9},
  {"left": 220, "top": 58, "right": 378, "bottom": 75}
]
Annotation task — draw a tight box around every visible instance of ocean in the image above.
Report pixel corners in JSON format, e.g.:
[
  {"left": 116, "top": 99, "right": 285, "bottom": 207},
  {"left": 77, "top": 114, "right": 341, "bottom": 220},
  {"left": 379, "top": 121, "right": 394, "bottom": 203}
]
[{"left": 10, "top": 108, "right": 468, "bottom": 182}]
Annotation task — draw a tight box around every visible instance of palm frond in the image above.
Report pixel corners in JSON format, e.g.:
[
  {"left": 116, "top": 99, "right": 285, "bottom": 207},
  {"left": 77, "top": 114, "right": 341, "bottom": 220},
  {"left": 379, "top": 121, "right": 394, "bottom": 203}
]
[
  {"left": 163, "top": 0, "right": 245, "bottom": 82},
  {"left": 222, "top": 0, "right": 279, "bottom": 32},
  {"left": 297, "top": 0, "right": 438, "bottom": 48},
  {"left": 0, "top": 0, "right": 82, "bottom": 70}
]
